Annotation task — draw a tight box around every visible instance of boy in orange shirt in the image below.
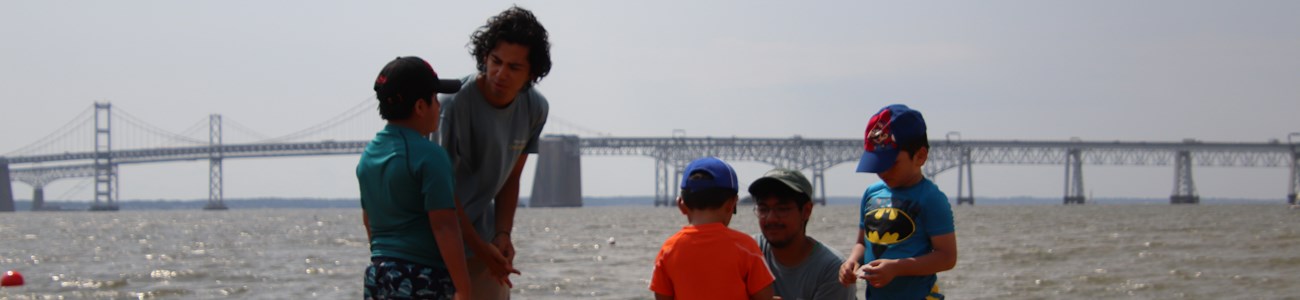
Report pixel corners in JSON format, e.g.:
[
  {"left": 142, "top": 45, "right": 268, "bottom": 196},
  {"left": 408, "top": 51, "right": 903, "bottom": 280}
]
[{"left": 650, "top": 157, "right": 775, "bottom": 300}]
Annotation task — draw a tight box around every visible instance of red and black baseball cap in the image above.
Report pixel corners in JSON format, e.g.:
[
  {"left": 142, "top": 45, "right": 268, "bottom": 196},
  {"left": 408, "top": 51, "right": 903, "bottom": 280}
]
[{"left": 374, "top": 56, "right": 461, "bottom": 101}]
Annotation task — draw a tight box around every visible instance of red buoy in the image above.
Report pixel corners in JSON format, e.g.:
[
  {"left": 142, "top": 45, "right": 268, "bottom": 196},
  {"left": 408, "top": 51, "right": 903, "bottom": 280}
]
[{"left": 1, "top": 270, "right": 23, "bottom": 287}]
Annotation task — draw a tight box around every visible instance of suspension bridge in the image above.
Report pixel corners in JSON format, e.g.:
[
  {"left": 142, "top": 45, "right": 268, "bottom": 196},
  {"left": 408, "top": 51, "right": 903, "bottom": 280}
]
[{"left": 1, "top": 102, "right": 1297, "bottom": 211}]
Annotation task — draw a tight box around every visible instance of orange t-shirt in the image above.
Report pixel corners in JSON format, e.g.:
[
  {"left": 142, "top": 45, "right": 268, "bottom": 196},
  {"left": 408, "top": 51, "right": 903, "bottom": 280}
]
[{"left": 649, "top": 222, "right": 775, "bottom": 299}]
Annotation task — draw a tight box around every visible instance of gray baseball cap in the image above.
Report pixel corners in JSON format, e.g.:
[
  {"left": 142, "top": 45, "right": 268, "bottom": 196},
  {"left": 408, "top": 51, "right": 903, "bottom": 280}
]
[{"left": 747, "top": 168, "right": 813, "bottom": 202}]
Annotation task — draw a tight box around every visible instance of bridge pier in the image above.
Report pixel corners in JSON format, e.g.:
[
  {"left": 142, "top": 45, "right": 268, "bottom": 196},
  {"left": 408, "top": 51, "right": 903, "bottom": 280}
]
[
  {"left": 1171, "top": 150, "right": 1200, "bottom": 204},
  {"left": 1289, "top": 150, "right": 1298, "bottom": 205},
  {"left": 1063, "top": 149, "right": 1086, "bottom": 205},
  {"left": 654, "top": 158, "right": 666, "bottom": 207},
  {"left": 652, "top": 158, "right": 688, "bottom": 207},
  {"left": 954, "top": 148, "right": 974, "bottom": 205},
  {"left": 811, "top": 169, "right": 826, "bottom": 206},
  {"left": 531, "top": 135, "right": 583, "bottom": 207},
  {"left": 0, "top": 157, "right": 13, "bottom": 212},
  {"left": 31, "top": 187, "right": 44, "bottom": 211}
]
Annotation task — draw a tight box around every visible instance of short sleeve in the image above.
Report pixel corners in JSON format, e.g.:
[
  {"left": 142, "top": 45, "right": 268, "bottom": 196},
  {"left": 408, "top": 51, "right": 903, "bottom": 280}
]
[
  {"left": 859, "top": 189, "right": 870, "bottom": 229},
  {"left": 420, "top": 146, "right": 456, "bottom": 211},
  {"left": 745, "top": 240, "right": 775, "bottom": 295},
  {"left": 437, "top": 93, "right": 469, "bottom": 165},
  {"left": 859, "top": 183, "right": 884, "bottom": 229},
  {"left": 649, "top": 249, "right": 674, "bottom": 296},
  {"left": 921, "top": 189, "right": 955, "bottom": 236},
  {"left": 522, "top": 89, "right": 548, "bottom": 154}
]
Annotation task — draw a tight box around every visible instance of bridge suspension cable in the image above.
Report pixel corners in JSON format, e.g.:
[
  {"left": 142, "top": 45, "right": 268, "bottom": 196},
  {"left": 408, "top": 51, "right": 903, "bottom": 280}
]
[
  {"left": 4, "top": 106, "right": 95, "bottom": 156},
  {"left": 111, "top": 105, "right": 208, "bottom": 149},
  {"left": 220, "top": 117, "right": 274, "bottom": 143},
  {"left": 175, "top": 118, "right": 214, "bottom": 143},
  {"left": 543, "top": 116, "right": 611, "bottom": 137},
  {"left": 260, "top": 97, "right": 380, "bottom": 143}
]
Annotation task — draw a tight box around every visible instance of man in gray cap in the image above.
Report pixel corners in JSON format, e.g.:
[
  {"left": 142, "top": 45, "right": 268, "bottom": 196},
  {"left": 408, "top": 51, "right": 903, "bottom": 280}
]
[{"left": 749, "top": 169, "right": 855, "bottom": 300}]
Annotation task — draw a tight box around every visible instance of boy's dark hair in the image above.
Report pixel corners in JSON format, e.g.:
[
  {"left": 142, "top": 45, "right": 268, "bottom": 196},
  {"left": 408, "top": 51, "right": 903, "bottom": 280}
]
[
  {"left": 373, "top": 56, "right": 460, "bottom": 120},
  {"left": 899, "top": 133, "right": 930, "bottom": 159},
  {"left": 376, "top": 94, "right": 430, "bottom": 121},
  {"left": 680, "top": 172, "right": 737, "bottom": 210},
  {"left": 470, "top": 6, "right": 552, "bottom": 85}
]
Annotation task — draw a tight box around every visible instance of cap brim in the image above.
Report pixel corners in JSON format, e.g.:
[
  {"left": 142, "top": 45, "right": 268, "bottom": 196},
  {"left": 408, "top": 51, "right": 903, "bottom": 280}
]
[
  {"left": 856, "top": 149, "right": 898, "bottom": 173},
  {"left": 435, "top": 79, "right": 462, "bottom": 94}
]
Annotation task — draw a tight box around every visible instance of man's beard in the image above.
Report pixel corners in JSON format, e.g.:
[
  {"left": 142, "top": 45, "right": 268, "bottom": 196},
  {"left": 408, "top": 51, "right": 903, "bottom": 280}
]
[{"left": 763, "top": 224, "right": 795, "bottom": 248}]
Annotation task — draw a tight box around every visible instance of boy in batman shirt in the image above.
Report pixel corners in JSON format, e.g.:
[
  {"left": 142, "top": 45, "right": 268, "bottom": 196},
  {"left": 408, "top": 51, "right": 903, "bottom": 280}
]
[{"left": 838, "top": 104, "right": 957, "bottom": 300}]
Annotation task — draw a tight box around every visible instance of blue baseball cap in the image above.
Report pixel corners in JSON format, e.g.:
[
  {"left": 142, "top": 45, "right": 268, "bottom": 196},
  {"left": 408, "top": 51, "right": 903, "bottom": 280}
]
[
  {"left": 681, "top": 157, "right": 740, "bottom": 193},
  {"left": 856, "top": 104, "right": 927, "bottom": 173}
]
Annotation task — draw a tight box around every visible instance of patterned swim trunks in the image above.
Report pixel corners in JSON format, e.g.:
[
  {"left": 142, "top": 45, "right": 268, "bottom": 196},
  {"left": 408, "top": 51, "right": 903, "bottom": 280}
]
[{"left": 364, "top": 256, "right": 455, "bottom": 300}]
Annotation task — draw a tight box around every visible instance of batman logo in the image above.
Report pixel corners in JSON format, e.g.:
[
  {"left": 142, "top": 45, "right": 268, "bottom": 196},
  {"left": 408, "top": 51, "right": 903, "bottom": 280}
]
[{"left": 863, "top": 207, "right": 915, "bottom": 245}]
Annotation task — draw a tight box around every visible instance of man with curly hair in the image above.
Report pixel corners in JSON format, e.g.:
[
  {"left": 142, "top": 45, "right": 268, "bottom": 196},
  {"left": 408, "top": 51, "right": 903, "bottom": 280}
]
[{"left": 438, "top": 5, "right": 551, "bottom": 299}]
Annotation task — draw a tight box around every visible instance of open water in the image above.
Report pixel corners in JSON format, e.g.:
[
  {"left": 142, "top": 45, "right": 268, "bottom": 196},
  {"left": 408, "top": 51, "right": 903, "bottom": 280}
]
[{"left": 2, "top": 204, "right": 1300, "bottom": 299}]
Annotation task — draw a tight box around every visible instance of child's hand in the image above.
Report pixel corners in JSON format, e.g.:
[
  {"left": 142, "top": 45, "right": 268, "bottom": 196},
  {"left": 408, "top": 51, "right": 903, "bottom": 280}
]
[
  {"left": 859, "top": 259, "right": 900, "bottom": 288},
  {"left": 838, "top": 260, "right": 860, "bottom": 286}
]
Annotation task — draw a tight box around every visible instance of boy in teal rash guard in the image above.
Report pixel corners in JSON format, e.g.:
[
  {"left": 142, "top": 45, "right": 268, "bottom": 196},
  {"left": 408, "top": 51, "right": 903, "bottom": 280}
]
[
  {"left": 839, "top": 104, "right": 957, "bottom": 300},
  {"left": 358, "top": 56, "right": 470, "bottom": 300}
]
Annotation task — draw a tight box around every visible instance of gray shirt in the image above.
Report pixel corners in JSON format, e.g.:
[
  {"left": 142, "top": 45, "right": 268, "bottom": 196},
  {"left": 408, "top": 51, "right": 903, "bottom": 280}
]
[
  {"left": 756, "top": 235, "right": 857, "bottom": 300},
  {"left": 438, "top": 74, "right": 548, "bottom": 244}
]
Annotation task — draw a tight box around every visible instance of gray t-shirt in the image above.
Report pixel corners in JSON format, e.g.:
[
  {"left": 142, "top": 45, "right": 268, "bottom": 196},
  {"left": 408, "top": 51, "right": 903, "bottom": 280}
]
[
  {"left": 756, "top": 235, "right": 857, "bottom": 300},
  {"left": 438, "top": 74, "right": 548, "bottom": 244}
]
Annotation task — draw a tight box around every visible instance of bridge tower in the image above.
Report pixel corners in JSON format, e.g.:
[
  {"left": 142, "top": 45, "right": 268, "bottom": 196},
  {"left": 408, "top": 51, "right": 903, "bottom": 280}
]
[
  {"left": 1171, "top": 150, "right": 1199, "bottom": 204},
  {"left": 531, "top": 135, "right": 582, "bottom": 207},
  {"left": 954, "top": 147, "right": 975, "bottom": 205},
  {"left": 0, "top": 157, "right": 13, "bottom": 212},
  {"left": 654, "top": 157, "right": 669, "bottom": 207},
  {"left": 1289, "top": 149, "right": 1298, "bottom": 205},
  {"left": 90, "top": 102, "right": 118, "bottom": 211},
  {"left": 1063, "top": 149, "right": 1086, "bottom": 205},
  {"left": 653, "top": 156, "right": 686, "bottom": 207},
  {"left": 811, "top": 168, "right": 827, "bottom": 206},
  {"left": 204, "top": 114, "right": 227, "bottom": 210}
]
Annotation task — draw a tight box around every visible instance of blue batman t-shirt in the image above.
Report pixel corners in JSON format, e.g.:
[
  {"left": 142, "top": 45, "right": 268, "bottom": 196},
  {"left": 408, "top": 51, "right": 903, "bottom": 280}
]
[{"left": 858, "top": 178, "right": 954, "bottom": 299}]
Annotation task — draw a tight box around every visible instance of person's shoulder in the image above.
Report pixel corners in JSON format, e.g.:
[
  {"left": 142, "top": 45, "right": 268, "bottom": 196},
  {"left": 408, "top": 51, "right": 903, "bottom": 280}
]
[
  {"left": 438, "top": 74, "right": 479, "bottom": 107},
  {"left": 406, "top": 137, "right": 449, "bottom": 160},
  {"left": 525, "top": 86, "right": 549, "bottom": 112},
  {"left": 916, "top": 179, "right": 949, "bottom": 204},
  {"left": 723, "top": 227, "right": 762, "bottom": 248},
  {"left": 658, "top": 228, "right": 694, "bottom": 254},
  {"left": 863, "top": 181, "right": 889, "bottom": 196}
]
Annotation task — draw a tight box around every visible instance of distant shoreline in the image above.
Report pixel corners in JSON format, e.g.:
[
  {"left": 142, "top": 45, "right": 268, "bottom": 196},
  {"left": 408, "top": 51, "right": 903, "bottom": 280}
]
[{"left": 5, "top": 196, "right": 1288, "bottom": 211}]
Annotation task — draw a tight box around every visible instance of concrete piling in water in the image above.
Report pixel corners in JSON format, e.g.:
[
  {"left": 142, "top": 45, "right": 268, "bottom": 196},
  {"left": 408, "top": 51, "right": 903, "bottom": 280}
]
[
  {"left": 530, "top": 135, "right": 583, "bottom": 207},
  {"left": 0, "top": 157, "right": 14, "bottom": 212}
]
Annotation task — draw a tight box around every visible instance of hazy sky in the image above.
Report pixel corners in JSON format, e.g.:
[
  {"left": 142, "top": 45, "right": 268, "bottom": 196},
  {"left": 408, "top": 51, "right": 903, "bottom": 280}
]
[{"left": 3, "top": 1, "right": 1298, "bottom": 203}]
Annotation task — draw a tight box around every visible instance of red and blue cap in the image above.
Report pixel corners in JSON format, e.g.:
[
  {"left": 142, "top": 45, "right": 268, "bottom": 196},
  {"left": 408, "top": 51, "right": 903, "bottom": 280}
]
[
  {"left": 856, "top": 104, "right": 927, "bottom": 173},
  {"left": 680, "top": 156, "right": 740, "bottom": 193}
]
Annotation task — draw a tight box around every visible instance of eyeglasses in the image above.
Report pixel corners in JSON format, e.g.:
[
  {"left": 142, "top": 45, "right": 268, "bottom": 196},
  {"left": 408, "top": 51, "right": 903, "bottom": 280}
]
[{"left": 754, "top": 205, "right": 799, "bottom": 218}]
